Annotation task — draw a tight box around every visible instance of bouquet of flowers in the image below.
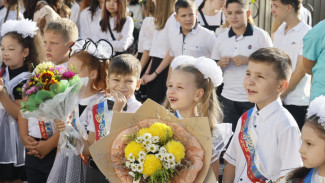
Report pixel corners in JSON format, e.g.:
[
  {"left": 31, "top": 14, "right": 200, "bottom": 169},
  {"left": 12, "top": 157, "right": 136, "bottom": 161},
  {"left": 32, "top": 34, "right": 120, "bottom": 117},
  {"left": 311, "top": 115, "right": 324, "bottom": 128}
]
[
  {"left": 20, "top": 62, "right": 88, "bottom": 156},
  {"left": 89, "top": 99, "right": 215, "bottom": 183}
]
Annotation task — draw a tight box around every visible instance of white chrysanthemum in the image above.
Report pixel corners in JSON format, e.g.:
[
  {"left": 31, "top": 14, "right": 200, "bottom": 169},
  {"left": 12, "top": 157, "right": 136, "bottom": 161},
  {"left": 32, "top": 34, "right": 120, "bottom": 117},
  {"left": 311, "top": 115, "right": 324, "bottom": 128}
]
[
  {"left": 143, "top": 133, "right": 152, "bottom": 141},
  {"left": 138, "top": 157, "right": 145, "bottom": 164},
  {"left": 1, "top": 19, "right": 38, "bottom": 38},
  {"left": 128, "top": 171, "right": 135, "bottom": 177},
  {"left": 163, "top": 162, "right": 170, "bottom": 169},
  {"left": 131, "top": 164, "right": 138, "bottom": 172},
  {"left": 307, "top": 95, "right": 325, "bottom": 129},
  {"left": 163, "top": 154, "right": 170, "bottom": 162},
  {"left": 128, "top": 153, "right": 135, "bottom": 162},
  {"left": 142, "top": 139, "right": 152, "bottom": 146},
  {"left": 138, "top": 151, "right": 146, "bottom": 158},
  {"left": 169, "top": 161, "right": 176, "bottom": 169},
  {"left": 147, "top": 144, "right": 158, "bottom": 153},
  {"left": 166, "top": 153, "right": 175, "bottom": 162},
  {"left": 125, "top": 161, "right": 131, "bottom": 168},
  {"left": 137, "top": 164, "right": 143, "bottom": 173},
  {"left": 34, "top": 62, "right": 55, "bottom": 74},
  {"left": 159, "top": 147, "right": 167, "bottom": 154},
  {"left": 152, "top": 136, "right": 160, "bottom": 143},
  {"left": 135, "top": 137, "right": 143, "bottom": 143},
  {"left": 155, "top": 153, "right": 164, "bottom": 161}
]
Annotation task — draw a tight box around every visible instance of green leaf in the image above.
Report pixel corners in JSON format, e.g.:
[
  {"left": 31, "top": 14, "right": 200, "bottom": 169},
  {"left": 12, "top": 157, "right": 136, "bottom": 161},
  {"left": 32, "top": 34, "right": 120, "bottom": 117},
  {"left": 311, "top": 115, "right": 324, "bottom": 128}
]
[
  {"left": 50, "top": 80, "right": 68, "bottom": 94},
  {"left": 35, "top": 90, "right": 54, "bottom": 103},
  {"left": 68, "top": 75, "right": 80, "bottom": 86}
]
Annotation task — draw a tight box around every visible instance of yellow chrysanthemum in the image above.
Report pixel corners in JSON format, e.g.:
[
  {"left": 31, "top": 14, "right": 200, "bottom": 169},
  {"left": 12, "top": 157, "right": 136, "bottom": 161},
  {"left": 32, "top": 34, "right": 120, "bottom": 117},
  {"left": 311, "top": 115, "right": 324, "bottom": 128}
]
[
  {"left": 124, "top": 141, "right": 145, "bottom": 159},
  {"left": 34, "top": 62, "right": 55, "bottom": 74},
  {"left": 142, "top": 155, "right": 162, "bottom": 176},
  {"left": 149, "top": 123, "right": 173, "bottom": 142},
  {"left": 138, "top": 128, "right": 151, "bottom": 136},
  {"left": 165, "top": 140, "right": 185, "bottom": 163}
]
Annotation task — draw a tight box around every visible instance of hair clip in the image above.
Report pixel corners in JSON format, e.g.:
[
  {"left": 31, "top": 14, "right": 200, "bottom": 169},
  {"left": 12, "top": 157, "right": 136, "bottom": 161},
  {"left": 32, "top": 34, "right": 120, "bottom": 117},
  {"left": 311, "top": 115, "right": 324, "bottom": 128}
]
[
  {"left": 70, "top": 39, "right": 113, "bottom": 61},
  {"left": 307, "top": 95, "right": 325, "bottom": 129},
  {"left": 1, "top": 19, "right": 38, "bottom": 38}
]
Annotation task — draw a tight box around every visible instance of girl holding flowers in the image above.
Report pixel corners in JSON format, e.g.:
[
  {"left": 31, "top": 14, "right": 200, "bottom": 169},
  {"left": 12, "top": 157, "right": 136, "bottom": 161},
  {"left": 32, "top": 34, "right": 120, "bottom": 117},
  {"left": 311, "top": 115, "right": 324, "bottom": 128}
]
[
  {"left": 48, "top": 39, "right": 112, "bottom": 183},
  {"left": 0, "top": 19, "right": 44, "bottom": 183},
  {"left": 165, "top": 55, "right": 232, "bottom": 181}
]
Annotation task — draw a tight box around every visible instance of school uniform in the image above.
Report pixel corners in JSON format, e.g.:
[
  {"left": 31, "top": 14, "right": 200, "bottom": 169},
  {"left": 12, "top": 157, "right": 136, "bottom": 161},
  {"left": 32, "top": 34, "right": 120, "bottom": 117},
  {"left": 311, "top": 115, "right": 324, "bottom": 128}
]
[
  {"left": 211, "top": 23, "right": 273, "bottom": 131},
  {"left": 273, "top": 21, "right": 311, "bottom": 129},
  {"left": 96, "top": 16, "right": 134, "bottom": 55},
  {"left": 197, "top": 10, "right": 225, "bottom": 32},
  {"left": 223, "top": 98, "right": 302, "bottom": 182},
  {"left": 147, "top": 13, "right": 178, "bottom": 104},
  {"left": 0, "top": 66, "right": 29, "bottom": 181},
  {"left": 169, "top": 24, "right": 216, "bottom": 58},
  {"left": 70, "top": 2, "right": 81, "bottom": 29},
  {"left": 25, "top": 118, "right": 56, "bottom": 183},
  {"left": 86, "top": 95, "right": 141, "bottom": 183},
  {"left": 47, "top": 92, "right": 106, "bottom": 183},
  {"left": 79, "top": 7, "right": 101, "bottom": 41},
  {"left": 303, "top": 20, "right": 325, "bottom": 102}
]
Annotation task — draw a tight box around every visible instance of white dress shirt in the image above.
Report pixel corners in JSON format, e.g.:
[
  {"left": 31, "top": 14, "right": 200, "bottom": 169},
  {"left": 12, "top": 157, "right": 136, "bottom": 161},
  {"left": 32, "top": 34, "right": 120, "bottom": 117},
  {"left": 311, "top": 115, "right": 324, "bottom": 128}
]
[
  {"left": 79, "top": 7, "right": 101, "bottom": 41},
  {"left": 138, "top": 17, "right": 155, "bottom": 53}
]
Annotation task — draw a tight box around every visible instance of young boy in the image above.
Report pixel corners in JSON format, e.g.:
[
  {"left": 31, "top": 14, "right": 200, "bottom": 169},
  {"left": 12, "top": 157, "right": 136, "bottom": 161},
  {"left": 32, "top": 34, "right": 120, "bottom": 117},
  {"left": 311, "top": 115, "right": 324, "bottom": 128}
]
[
  {"left": 169, "top": 0, "right": 216, "bottom": 58},
  {"left": 222, "top": 48, "right": 302, "bottom": 182},
  {"left": 17, "top": 18, "right": 78, "bottom": 183},
  {"left": 211, "top": 0, "right": 272, "bottom": 132},
  {"left": 43, "top": 18, "right": 78, "bottom": 66},
  {"left": 272, "top": 0, "right": 311, "bottom": 129},
  {"left": 86, "top": 54, "right": 142, "bottom": 182}
]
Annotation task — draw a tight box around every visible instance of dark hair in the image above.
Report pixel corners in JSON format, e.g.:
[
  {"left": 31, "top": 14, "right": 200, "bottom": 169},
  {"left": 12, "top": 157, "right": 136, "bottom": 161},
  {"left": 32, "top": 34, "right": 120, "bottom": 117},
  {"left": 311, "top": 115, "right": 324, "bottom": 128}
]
[
  {"left": 226, "top": 0, "right": 249, "bottom": 10},
  {"left": 248, "top": 48, "right": 292, "bottom": 80},
  {"left": 143, "top": 0, "right": 155, "bottom": 17},
  {"left": 100, "top": 0, "right": 127, "bottom": 33},
  {"left": 4, "top": 0, "right": 20, "bottom": 22},
  {"left": 175, "top": 0, "right": 195, "bottom": 13},
  {"left": 272, "top": 0, "right": 301, "bottom": 13},
  {"left": 286, "top": 115, "right": 325, "bottom": 182},
  {"left": 23, "top": 0, "right": 65, "bottom": 19},
  {"left": 3, "top": 32, "right": 44, "bottom": 72},
  {"left": 108, "top": 54, "right": 141, "bottom": 78},
  {"left": 129, "top": 0, "right": 139, "bottom": 5},
  {"left": 88, "top": 0, "right": 100, "bottom": 20},
  {"left": 23, "top": 0, "right": 38, "bottom": 19},
  {"left": 71, "top": 51, "right": 109, "bottom": 92}
]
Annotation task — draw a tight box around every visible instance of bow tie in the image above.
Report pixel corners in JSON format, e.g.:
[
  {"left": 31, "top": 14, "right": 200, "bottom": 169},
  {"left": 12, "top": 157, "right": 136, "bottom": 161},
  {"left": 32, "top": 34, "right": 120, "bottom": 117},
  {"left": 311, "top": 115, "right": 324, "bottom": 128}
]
[{"left": 107, "top": 99, "right": 127, "bottom": 111}]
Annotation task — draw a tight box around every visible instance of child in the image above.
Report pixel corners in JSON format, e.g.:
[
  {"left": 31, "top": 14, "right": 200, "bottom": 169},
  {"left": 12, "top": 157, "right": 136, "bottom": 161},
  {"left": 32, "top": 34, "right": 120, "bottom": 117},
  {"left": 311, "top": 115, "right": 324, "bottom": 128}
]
[
  {"left": 303, "top": 20, "right": 325, "bottom": 102},
  {"left": 211, "top": 0, "right": 272, "bottom": 132},
  {"left": 48, "top": 39, "right": 111, "bottom": 183},
  {"left": 197, "top": 0, "right": 225, "bottom": 32},
  {"left": 141, "top": 0, "right": 177, "bottom": 104},
  {"left": 166, "top": 55, "right": 232, "bottom": 180},
  {"left": 169, "top": 0, "right": 216, "bottom": 58},
  {"left": 97, "top": 0, "right": 134, "bottom": 55},
  {"left": 43, "top": 18, "right": 78, "bottom": 67},
  {"left": 86, "top": 54, "right": 142, "bottom": 182},
  {"left": 79, "top": 0, "right": 102, "bottom": 40},
  {"left": 272, "top": 0, "right": 311, "bottom": 129},
  {"left": 222, "top": 48, "right": 302, "bottom": 182},
  {"left": 284, "top": 95, "right": 325, "bottom": 182},
  {"left": 0, "top": 19, "right": 44, "bottom": 183}
]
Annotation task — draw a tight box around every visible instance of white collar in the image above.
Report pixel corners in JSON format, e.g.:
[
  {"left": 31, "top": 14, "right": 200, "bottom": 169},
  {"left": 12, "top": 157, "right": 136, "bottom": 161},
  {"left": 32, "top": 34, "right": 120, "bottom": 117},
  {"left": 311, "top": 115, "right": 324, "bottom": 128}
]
[{"left": 253, "top": 98, "right": 282, "bottom": 122}]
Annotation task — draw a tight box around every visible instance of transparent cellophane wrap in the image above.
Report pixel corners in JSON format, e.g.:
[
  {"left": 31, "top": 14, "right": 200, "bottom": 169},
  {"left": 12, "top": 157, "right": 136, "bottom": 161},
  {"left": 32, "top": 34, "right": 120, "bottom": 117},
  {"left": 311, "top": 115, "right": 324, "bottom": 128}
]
[
  {"left": 89, "top": 99, "right": 217, "bottom": 183},
  {"left": 21, "top": 77, "right": 88, "bottom": 156}
]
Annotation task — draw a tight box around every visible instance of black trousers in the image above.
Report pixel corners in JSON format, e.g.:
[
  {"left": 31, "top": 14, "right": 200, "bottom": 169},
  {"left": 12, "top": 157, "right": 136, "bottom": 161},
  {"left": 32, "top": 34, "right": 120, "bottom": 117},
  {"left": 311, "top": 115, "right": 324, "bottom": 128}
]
[
  {"left": 25, "top": 148, "right": 57, "bottom": 183},
  {"left": 283, "top": 104, "right": 308, "bottom": 130},
  {"left": 220, "top": 96, "right": 254, "bottom": 132}
]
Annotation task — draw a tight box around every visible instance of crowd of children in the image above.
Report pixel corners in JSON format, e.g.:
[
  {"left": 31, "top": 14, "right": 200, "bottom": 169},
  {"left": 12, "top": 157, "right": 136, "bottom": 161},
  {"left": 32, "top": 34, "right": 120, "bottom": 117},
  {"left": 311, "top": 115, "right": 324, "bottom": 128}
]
[{"left": 0, "top": 0, "right": 324, "bottom": 182}]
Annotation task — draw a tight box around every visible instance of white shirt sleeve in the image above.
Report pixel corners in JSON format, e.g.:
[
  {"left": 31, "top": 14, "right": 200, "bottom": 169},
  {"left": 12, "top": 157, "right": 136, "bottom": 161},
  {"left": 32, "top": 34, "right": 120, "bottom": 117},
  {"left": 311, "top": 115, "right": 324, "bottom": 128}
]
[
  {"left": 207, "top": 32, "right": 217, "bottom": 56},
  {"left": 211, "top": 38, "right": 222, "bottom": 60},
  {"left": 259, "top": 30, "right": 273, "bottom": 48},
  {"left": 142, "top": 18, "right": 155, "bottom": 51},
  {"left": 223, "top": 118, "right": 241, "bottom": 166},
  {"left": 110, "top": 17, "right": 134, "bottom": 52},
  {"left": 277, "top": 125, "right": 303, "bottom": 176},
  {"left": 79, "top": 9, "right": 90, "bottom": 39},
  {"left": 70, "top": 3, "right": 80, "bottom": 24}
]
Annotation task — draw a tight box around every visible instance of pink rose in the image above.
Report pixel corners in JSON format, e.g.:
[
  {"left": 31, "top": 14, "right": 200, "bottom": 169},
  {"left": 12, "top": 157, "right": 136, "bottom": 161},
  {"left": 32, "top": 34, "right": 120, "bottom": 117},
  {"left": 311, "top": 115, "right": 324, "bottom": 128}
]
[
  {"left": 51, "top": 65, "right": 67, "bottom": 75},
  {"left": 26, "top": 86, "right": 38, "bottom": 95},
  {"left": 62, "top": 71, "right": 76, "bottom": 79}
]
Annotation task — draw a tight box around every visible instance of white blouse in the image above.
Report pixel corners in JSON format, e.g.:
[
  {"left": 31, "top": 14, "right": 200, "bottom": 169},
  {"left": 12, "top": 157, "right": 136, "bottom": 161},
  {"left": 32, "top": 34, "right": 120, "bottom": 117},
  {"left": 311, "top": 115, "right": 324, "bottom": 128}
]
[
  {"left": 79, "top": 7, "right": 101, "bottom": 41},
  {"left": 138, "top": 16, "right": 155, "bottom": 53}
]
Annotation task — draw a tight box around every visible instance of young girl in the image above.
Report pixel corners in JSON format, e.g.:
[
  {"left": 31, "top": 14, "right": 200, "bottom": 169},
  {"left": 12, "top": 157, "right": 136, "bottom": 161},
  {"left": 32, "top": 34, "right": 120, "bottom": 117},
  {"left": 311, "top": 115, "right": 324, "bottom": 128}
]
[
  {"left": 141, "top": 0, "right": 177, "bottom": 104},
  {"left": 97, "top": 0, "right": 134, "bottom": 55},
  {"left": 79, "top": 0, "right": 102, "bottom": 40},
  {"left": 0, "top": 19, "right": 43, "bottom": 183},
  {"left": 282, "top": 96, "right": 325, "bottom": 182},
  {"left": 48, "top": 39, "right": 111, "bottom": 183},
  {"left": 165, "top": 55, "right": 232, "bottom": 181}
]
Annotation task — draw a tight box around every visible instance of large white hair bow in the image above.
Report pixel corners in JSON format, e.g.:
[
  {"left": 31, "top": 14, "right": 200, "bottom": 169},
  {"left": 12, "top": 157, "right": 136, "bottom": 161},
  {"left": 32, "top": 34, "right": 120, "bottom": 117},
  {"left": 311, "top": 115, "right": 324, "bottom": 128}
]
[
  {"left": 70, "top": 39, "right": 113, "bottom": 61},
  {"left": 307, "top": 95, "right": 325, "bottom": 129},
  {"left": 1, "top": 19, "right": 38, "bottom": 38},
  {"left": 171, "top": 55, "right": 223, "bottom": 87}
]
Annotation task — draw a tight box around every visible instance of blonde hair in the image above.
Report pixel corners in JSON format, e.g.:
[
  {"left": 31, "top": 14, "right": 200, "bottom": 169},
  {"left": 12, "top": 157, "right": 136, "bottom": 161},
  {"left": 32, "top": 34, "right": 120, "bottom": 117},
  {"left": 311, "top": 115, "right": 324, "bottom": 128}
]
[
  {"left": 154, "top": 0, "right": 176, "bottom": 30},
  {"left": 165, "top": 65, "right": 223, "bottom": 130},
  {"left": 45, "top": 18, "right": 78, "bottom": 42}
]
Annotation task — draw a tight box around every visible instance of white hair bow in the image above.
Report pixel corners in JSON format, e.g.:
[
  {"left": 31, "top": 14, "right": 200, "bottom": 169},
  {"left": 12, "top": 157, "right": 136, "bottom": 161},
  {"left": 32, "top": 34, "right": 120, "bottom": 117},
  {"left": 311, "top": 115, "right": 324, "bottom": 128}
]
[
  {"left": 1, "top": 19, "right": 38, "bottom": 38},
  {"left": 70, "top": 39, "right": 113, "bottom": 61},
  {"left": 307, "top": 95, "right": 325, "bottom": 129},
  {"left": 171, "top": 55, "right": 223, "bottom": 87}
]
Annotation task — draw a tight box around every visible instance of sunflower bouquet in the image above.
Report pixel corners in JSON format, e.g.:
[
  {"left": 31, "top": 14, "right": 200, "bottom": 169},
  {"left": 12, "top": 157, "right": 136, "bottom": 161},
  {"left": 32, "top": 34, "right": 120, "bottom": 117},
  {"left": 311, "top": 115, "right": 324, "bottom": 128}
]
[
  {"left": 89, "top": 99, "right": 215, "bottom": 183},
  {"left": 20, "top": 62, "right": 88, "bottom": 156}
]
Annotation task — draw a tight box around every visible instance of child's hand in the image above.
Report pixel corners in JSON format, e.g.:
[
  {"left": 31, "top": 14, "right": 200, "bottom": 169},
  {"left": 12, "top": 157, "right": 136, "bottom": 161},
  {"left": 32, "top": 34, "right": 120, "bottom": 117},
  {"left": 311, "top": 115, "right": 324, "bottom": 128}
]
[
  {"left": 23, "top": 136, "right": 40, "bottom": 158},
  {"left": 111, "top": 90, "right": 127, "bottom": 112},
  {"left": 231, "top": 55, "right": 248, "bottom": 66},
  {"left": 142, "top": 73, "right": 156, "bottom": 84},
  {"left": 218, "top": 57, "right": 231, "bottom": 68},
  {"left": 54, "top": 119, "right": 66, "bottom": 132},
  {"left": 0, "top": 78, "right": 5, "bottom": 95},
  {"left": 141, "top": 73, "right": 149, "bottom": 85},
  {"left": 35, "top": 140, "right": 53, "bottom": 159}
]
